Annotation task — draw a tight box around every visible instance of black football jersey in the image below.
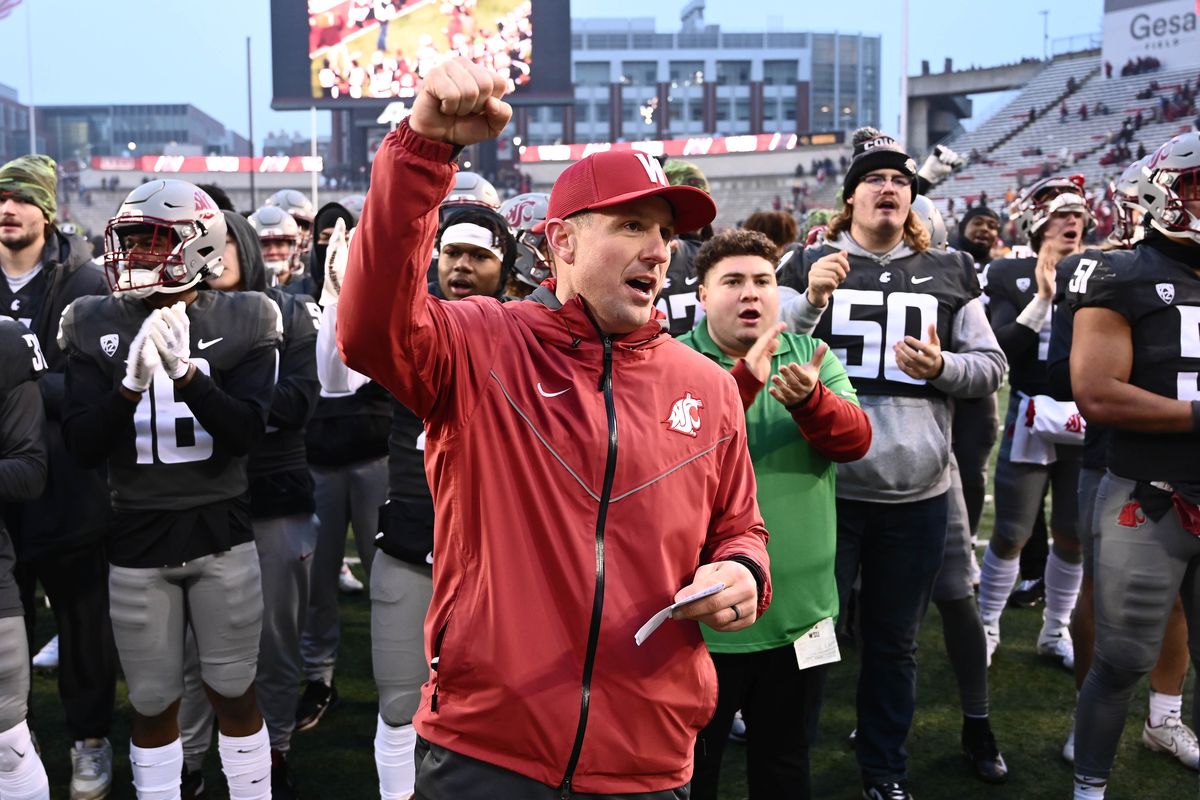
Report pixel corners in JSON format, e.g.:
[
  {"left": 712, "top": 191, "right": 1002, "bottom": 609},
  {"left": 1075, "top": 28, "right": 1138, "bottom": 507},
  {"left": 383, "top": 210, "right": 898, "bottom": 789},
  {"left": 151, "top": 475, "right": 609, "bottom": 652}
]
[
  {"left": 985, "top": 256, "right": 1053, "bottom": 394},
  {"left": 1066, "top": 242, "right": 1200, "bottom": 482},
  {"left": 58, "top": 291, "right": 282, "bottom": 511},
  {"left": 654, "top": 237, "right": 702, "bottom": 338},
  {"left": 782, "top": 244, "right": 981, "bottom": 397},
  {"left": 0, "top": 319, "right": 45, "bottom": 618},
  {"left": 0, "top": 268, "right": 47, "bottom": 330}
]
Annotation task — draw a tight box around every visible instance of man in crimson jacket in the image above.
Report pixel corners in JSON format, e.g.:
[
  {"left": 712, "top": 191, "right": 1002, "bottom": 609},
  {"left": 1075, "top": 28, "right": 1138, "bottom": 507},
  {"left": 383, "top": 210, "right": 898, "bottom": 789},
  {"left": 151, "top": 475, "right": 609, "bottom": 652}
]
[{"left": 338, "top": 58, "right": 772, "bottom": 799}]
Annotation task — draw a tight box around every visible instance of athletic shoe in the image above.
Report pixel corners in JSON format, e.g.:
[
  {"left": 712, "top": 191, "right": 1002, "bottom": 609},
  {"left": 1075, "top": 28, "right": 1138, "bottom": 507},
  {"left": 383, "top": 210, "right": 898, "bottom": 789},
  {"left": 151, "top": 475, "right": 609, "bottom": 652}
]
[
  {"left": 338, "top": 561, "right": 364, "bottom": 594},
  {"left": 862, "top": 781, "right": 912, "bottom": 799},
  {"left": 32, "top": 635, "right": 59, "bottom": 671},
  {"left": 728, "top": 710, "right": 746, "bottom": 742},
  {"left": 1063, "top": 712, "right": 1076, "bottom": 764},
  {"left": 983, "top": 620, "right": 1000, "bottom": 667},
  {"left": 69, "top": 738, "right": 112, "bottom": 800},
  {"left": 271, "top": 750, "right": 300, "bottom": 799},
  {"left": 847, "top": 728, "right": 857, "bottom": 751},
  {"left": 1008, "top": 577, "right": 1045, "bottom": 608},
  {"left": 1037, "top": 624, "right": 1075, "bottom": 670},
  {"left": 961, "top": 717, "right": 1008, "bottom": 783},
  {"left": 295, "top": 679, "right": 340, "bottom": 732},
  {"left": 1142, "top": 716, "right": 1200, "bottom": 770},
  {"left": 180, "top": 764, "right": 205, "bottom": 800}
]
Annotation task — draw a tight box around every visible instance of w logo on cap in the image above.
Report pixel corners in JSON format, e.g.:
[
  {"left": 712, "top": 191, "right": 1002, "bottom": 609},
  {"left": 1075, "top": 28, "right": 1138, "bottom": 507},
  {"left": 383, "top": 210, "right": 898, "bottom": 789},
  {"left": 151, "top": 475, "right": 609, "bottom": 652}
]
[{"left": 632, "top": 153, "right": 669, "bottom": 188}]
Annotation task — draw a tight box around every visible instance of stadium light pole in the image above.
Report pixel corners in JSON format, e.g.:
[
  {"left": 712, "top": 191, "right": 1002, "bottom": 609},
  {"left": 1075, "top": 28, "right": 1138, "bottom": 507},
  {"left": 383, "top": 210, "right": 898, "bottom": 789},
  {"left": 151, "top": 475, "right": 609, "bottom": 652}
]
[
  {"left": 311, "top": 106, "right": 319, "bottom": 209},
  {"left": 898, "top": 0, "right": 909, "bottom": 147},
  {"left": 25, "top": 0, "right": 34, "bottom": 154},
  {"left": 247, "top": 36, "right": 257, "bottom": 209},
  {"left": 1041, "top": 10, "right": 1049, "bottom": 60}
]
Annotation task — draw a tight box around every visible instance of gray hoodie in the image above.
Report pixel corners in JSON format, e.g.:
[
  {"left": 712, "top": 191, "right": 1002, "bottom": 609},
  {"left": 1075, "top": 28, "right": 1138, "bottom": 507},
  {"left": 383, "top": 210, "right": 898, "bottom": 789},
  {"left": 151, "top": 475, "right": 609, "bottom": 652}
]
[{"left": 780, "top": 232, "right": 1006, "bottom": 503}]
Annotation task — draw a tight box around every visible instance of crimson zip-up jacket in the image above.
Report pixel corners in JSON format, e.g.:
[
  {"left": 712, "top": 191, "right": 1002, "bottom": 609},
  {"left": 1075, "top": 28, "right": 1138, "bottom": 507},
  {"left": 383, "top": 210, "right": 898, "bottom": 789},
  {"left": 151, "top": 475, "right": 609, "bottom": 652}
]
[{"left": 339, "top": 120, "right": 771, "bottom": 794}]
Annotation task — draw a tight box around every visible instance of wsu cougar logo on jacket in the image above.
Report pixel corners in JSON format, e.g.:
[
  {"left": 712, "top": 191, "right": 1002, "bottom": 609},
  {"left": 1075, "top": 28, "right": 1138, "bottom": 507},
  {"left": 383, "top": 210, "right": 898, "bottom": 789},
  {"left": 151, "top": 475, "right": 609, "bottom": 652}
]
[{"left": 665, "top": 392, "right": 704, "bottom": 437}]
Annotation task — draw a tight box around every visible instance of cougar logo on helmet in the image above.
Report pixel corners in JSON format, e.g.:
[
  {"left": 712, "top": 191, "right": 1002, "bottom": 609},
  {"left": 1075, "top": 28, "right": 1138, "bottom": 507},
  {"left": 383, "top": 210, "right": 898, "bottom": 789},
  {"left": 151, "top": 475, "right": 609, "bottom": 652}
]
[{"left": 664, "top": 393, "right": 704, "bottom": 438}]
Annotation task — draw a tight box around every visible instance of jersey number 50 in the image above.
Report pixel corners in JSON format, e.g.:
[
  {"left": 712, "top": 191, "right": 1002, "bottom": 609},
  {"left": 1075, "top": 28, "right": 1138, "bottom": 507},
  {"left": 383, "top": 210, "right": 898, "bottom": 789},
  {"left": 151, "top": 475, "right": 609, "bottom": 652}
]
[
  {"left": 829, "top": 289, "right": 939, "bottom": 385},
  {"left": 133, "top": 358, "right": 213, "bottom": 464}
]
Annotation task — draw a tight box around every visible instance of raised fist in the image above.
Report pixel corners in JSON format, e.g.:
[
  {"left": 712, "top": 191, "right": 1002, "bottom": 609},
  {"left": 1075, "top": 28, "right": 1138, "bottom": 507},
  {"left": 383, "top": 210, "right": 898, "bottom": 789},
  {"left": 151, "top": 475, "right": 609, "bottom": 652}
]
[{"left": 410, "top": 57, "right": 513, "bottom": 146}]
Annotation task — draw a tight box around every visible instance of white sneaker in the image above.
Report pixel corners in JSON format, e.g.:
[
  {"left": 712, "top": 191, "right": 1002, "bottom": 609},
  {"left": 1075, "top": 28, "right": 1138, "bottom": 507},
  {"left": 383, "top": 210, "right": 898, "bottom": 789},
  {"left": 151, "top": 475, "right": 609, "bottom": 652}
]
[
  {"left": 70, "top": 738, "right": 113, "bottom": 800},
  {"left": 338, "top": 561, "right": 364, "bottom": 594},
  {"left": 1063, "top": 713, "right": 1076, "bottom": 764},
  {"left": 1037, "top": 624, "right": 1075, "bottom": 670},
  {"left": 1142, "top": 716, "right": 1200, "bottom": 770},
  {"left": 728, "top": 710, "right": 746, "bottom": 742},
  {"left": 983, "top": 621, "right": 1000, "bottom": 668},
  {"left": 32, "top": 635, "right": 59, "bottom": 671}
]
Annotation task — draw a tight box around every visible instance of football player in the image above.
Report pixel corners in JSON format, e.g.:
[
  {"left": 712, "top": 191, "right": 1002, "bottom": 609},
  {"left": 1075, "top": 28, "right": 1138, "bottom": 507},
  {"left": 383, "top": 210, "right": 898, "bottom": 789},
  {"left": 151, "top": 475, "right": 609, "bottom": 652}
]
[
  {"left": 59, "top": 180, "right": 282, "bottom": 800},
  {"left": 1067, "top": 132, "right": 1200, "bottom": 798},
  {"left": 976, "top": 176, "right": 1091, "bottom": 671},
  {"left": 175, "top": 208, "right": 322, "bottom": 798},
  {"left": 498, "top": 192, "right": 552, "bottom": 298},
  {"left": 779, "top": 127, "right": 1006, "bottom": 800},
  {"left": 0, "top": 154, "right": 117, "bottom": 800},
  {"left": 0, "top": 319, "right": 49, "bottom": 800},
  {"left": 248, "top": 206, "right": 303, "bottom": 288},
  {"left": 1047, "top": 155, "right": 1198, "bottom": 770},
  {"left": 264, "top": 189, "right": 316, "bottom": 270}
]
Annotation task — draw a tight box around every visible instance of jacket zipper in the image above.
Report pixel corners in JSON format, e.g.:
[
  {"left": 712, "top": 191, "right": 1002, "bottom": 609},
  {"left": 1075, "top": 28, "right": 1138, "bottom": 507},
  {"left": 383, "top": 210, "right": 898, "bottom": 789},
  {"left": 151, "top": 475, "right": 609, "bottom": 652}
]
[{"left": 559, "top": 334, "right": 617, "bottom": 799}]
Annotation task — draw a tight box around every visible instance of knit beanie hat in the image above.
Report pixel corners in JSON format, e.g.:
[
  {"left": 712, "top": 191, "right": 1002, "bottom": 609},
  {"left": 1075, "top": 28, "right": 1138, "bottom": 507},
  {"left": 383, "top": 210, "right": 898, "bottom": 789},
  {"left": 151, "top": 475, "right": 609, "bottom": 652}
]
[
  {"left": 957, "top": 204, "right": 1000, "bottom": 237},
  {"left": 842, "top": 127, "right": 917, "bottom": 201},
  {"left": 663, "top": 159, "right": 711, "bottom": 194},
  {"left": 0, "top": 155, "right": 58, "bottom": 223}
]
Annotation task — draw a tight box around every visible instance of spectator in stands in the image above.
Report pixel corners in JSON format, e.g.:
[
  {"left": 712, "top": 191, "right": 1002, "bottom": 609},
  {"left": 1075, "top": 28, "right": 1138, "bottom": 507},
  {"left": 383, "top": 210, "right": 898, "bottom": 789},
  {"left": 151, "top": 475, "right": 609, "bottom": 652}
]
[
  {"left": 1067, "top": 76, "right": 1077, "bottom": 94},
  {"left": 1060, "top": 102, "right": 1069, "bottom": 123},
  {"left": 742, "top": 211, "right": 798, "bottom": 257},
  {"left": 1134, "top": 110, "right": 1143, "bottom": 130},
  {"left": 1079, "top": 103, "right": 1088, "bottom": 121},
  {"left": 979, "top": 190, "right": 989, "bottom": 209},
  {"left": 1104, "top": 62, "right": 1112, "bottom": 79},
  {"left": 1029, "top": 107, "right": 1037, "bottom": 124},
  {"left": 1137, "top": 141, "right": 1147, "bottom": 160}
]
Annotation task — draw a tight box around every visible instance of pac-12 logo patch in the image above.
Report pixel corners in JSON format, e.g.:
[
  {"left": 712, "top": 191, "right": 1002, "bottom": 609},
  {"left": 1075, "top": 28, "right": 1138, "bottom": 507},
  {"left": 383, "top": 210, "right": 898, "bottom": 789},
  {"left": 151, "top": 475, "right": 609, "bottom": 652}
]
[
  {"left": 665, "top": 392, "right": 703, "bottom": 437},
  {"left": 1016, "top": 277, "right": 1031, "bottom": 292},
  {"left": 100, "top": 333, "right": 119, "bottom": 358},
  {"left": 1156, "top": 283, "right": 1175, "bottom": 304}
]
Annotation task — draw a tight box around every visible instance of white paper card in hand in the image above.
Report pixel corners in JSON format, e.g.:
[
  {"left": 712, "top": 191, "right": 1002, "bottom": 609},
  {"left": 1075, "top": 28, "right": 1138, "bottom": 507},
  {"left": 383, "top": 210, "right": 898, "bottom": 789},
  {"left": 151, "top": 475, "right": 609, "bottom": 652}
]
[
  {"left": 634, "top": 583, "right": 725, "bottom": 646},
  {"left": 793, "top": 617, "right": 841, "bottom": 670}
]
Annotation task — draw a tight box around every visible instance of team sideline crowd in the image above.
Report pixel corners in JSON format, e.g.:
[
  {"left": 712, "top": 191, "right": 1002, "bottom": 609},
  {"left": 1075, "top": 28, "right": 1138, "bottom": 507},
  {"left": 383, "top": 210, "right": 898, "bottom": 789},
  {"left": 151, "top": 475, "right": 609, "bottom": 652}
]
[{"left": 0, "top": 56, "right": 1198, "bottom": 800}]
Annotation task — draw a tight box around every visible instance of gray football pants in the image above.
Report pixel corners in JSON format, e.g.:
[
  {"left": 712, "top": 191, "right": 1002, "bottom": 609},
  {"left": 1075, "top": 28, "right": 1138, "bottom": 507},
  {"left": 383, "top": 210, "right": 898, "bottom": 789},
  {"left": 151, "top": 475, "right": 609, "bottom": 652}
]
[
  {"left": 108, "top": 542, "right": 262, "bottom": 718},
  {"left": 371, "top": 552, "right": 433, "bottom": 727},
  {"left": 179, "top": 514, "right": 318, "bottom": 762},
  {"left": 0, "top": 616, "right": 29, "bottom": 731},
  {"left": 1074, "top": 472, "right": 1200, "bottom": 782},
  {"left": 302, "top": 458, "right": 385, "bottom": 685}
]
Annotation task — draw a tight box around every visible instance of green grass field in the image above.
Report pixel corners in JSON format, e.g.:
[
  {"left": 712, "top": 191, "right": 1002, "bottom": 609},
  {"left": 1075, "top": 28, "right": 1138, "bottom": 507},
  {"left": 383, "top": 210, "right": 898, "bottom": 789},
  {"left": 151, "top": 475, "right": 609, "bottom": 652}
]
[{"left": 25, "top": 391, "right": 1199, "bottom": 798}]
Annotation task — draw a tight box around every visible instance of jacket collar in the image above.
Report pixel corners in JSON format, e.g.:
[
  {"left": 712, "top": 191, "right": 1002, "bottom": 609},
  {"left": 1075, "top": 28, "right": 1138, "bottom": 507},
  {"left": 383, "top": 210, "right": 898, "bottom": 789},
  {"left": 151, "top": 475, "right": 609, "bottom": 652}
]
[
  {"left": 522, "top": 277, "right": 666, "bottom": 350},
  {"left": 688, "top": 316, "right": 794, "bottom": 367}
]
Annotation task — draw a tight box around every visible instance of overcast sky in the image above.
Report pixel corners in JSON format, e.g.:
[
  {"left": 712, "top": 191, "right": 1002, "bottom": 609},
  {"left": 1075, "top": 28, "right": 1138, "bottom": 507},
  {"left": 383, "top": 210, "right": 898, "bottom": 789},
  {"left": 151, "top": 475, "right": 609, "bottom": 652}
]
[{"left": 0, "top": 0, "right": 1101, "bottom": 145}]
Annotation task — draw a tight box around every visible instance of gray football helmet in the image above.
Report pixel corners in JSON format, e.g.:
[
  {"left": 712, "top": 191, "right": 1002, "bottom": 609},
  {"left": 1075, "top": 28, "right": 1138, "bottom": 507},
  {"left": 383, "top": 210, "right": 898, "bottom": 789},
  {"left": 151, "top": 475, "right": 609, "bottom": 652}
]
[
  {"left": 249, "top": 206, "right": 301, "bottom": 280},
  {"left": 1140, "top": 132, "right": 1200, "bottom": 245},
  {"left": 338, "top": 194, "right": 366, "bottom": 225},
  {"left": 440, "top": 171, "right": 500, "bottom": 218},
  {"left": 263, "top": 189, "right": 314, "bottom": 226},
  {"left": 1008, "top": 175, "right": 1094, "bottom": 244},
  {"left": 104, "top": 180, "right": 226, "bottom": 298},
  {"left": 498, "top": 192, "right": 552, "bottom": 287},
  {"left": 1110, "top": 156, "right": 1150, "bottom": 247},
  {"left": 911, "top": 195, "right": 948, "bottom": 250}
]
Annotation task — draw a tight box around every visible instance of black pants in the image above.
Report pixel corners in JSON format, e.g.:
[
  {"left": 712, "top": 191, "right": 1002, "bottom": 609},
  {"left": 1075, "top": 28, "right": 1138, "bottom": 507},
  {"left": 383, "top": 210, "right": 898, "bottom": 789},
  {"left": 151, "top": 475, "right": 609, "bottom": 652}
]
[
  {"left": 16, "top": 540, "right": 117, "bottom": 740},
  {"left": 414, "top": 737, "right": 689, "bottom": 800},
  {"left": 836, "top": 494, "right": 949, "bottom": 786},
  {"left": 691, "top": 647, "right": 828, "bottom": 800}
]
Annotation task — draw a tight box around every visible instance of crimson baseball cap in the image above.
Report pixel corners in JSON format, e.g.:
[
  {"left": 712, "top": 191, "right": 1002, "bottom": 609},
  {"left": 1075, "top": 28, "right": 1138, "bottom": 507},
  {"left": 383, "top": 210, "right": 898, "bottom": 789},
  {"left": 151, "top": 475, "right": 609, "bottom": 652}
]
[{"left": 532, "top": 150, "right": 717, "bottom": 235}]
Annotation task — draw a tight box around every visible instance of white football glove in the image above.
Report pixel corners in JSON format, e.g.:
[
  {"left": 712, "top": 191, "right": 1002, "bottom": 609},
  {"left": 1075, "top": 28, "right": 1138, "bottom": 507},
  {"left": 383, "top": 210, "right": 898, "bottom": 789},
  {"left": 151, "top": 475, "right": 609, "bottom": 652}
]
[
  {"left": 147, "top": 302, "right": 192, "bottom": 380},
  {"left": 121, "top": 326, "right": 162, "bottom": 393},
  {"left": 320, "top": 217, "right": 352, "bottom": 308},
  {"left": 917, "top": 144, "right": 966, "bottom": 187}
]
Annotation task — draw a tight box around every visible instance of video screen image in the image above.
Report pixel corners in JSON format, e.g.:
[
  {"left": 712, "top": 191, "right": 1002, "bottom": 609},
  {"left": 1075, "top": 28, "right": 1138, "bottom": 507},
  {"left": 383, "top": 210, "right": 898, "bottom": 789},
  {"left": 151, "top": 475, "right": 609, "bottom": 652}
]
[{"left": 308, "top": 0, "right": 532, "bottom": 101}]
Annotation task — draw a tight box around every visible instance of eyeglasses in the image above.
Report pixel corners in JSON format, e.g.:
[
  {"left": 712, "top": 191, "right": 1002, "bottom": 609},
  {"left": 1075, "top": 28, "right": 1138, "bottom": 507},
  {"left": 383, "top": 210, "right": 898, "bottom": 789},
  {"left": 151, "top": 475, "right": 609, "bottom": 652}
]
[{"left": 861, "top": 174, "right": 913, "bottom": 189}]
